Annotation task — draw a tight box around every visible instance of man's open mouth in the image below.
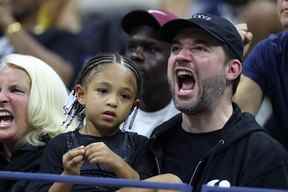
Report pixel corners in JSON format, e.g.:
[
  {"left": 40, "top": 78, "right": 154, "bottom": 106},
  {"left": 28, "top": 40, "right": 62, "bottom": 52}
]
[{"left": 176, "top": 69, "right": 195, "bottom": 95}]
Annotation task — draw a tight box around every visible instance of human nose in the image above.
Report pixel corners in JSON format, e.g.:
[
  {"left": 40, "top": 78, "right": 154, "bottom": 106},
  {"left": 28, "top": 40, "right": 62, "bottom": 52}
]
[
  {"left": 106, "top": 94, "right": 118, "bottom": 108},
  {"left": 173, "top": 47, "right": 193, "bottom": 63},
  {"left": 0, "top": 89, "right": 9, "bottom": 104},
  {"left": 129, "top": 46, "right": 145, "bottom": 62},
  {"left": 177, "top": 46, "right": 194, "bottom": 57}
]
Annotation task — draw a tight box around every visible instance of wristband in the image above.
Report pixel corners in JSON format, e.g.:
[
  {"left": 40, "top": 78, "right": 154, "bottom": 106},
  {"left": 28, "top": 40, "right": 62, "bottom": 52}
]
[{"left": 5, "top": 22, "right": 22, "bottom": 35}]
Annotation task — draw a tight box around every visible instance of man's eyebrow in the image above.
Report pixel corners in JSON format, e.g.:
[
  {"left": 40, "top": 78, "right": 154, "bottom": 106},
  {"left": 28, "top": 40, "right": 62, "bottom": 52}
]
[
  {"left": 172, "top": 37, "right": 220, "bottom": 46},
  {"left": 193, "top": 39, "right": 209, "bottom": 44}
]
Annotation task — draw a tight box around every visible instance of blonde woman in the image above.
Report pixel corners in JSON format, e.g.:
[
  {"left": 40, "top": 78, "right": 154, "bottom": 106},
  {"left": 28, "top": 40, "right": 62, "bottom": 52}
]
[{"left": 0, "top": 53, "right": 72, "bottom": 191}]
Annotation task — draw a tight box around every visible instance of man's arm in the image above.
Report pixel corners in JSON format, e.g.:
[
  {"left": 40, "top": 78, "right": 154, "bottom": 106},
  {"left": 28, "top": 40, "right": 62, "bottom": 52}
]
[
  {"left": 233, "top": 75, "right": 263, "bottom": 114},
  {"left": 0, "top": 0, "right": 74, "bottom": 85},
  {"left": 5, "top": 29, "right": 74, "bottom": 85}
]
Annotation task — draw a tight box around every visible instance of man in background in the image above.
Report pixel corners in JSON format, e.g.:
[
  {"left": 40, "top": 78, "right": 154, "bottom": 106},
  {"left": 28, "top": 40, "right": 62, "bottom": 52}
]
[{"left": 121, "top": 9, "right": 179, "bottom": 137}]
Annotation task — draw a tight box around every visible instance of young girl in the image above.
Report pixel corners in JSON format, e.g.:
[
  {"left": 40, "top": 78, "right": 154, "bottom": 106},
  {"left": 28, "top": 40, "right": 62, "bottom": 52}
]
[{"left": 33, "top": 53, "right": 153, "bottom": 192}]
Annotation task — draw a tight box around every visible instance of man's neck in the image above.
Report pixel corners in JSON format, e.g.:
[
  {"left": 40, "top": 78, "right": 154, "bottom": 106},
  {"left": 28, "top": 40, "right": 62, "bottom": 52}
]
[{"left": 181, "top": 100, "right": 233, "bottom": 134}]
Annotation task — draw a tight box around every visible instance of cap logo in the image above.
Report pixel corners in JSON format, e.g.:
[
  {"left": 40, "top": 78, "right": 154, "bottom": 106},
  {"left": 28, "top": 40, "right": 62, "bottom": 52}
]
[{"left": 191, "top": 14, "right": 211, "bottom": 21}]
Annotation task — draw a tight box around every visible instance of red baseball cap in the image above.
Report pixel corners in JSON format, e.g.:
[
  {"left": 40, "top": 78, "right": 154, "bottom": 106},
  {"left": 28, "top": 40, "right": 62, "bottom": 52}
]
[{"left": 122, "top": 9, "right": 177, "bottom": 34}]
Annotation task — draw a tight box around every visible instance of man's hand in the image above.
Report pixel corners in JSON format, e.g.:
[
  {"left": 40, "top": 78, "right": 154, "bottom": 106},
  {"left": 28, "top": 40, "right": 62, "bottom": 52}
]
[
  {"left": 236, "top": 23, "right": 253, "bottom": 56},
  {"left": 0, "top": 0, "right": 15, "bottom": 31}
]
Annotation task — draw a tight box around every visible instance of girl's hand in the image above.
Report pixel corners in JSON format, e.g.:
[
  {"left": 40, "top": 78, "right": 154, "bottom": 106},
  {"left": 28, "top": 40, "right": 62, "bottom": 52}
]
[
  {"left": 85, "top": 142, "right": 124, "bottom": 172},
  {"left": 62, "top": 145, "right": 85, "bottom": 175}
]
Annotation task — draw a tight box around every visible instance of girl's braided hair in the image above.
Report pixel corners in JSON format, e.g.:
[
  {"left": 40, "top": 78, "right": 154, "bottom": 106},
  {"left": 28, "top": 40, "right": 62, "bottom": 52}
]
[{"left": 62, "top": 53, "right": 143, "bottom": 129}]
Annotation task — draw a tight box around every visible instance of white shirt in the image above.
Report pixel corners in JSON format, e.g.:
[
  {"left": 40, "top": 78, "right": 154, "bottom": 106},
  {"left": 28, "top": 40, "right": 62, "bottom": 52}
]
[{"left": 122, "top": 100, "right": 179, "bottom": 138}]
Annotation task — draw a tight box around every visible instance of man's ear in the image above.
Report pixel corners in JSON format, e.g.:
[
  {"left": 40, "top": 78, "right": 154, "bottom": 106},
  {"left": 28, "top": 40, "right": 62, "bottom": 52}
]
[
  {"left": 74, "top": 84, "right": 86, "bottom": 105},
  {"left": 225, "top": 59, "right": 242, "bottom": 81}
]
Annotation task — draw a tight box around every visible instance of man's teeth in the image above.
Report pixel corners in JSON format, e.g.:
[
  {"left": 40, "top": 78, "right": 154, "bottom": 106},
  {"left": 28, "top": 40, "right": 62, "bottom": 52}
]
[
  {"left": 0, "top": 111, "right": 11, "bottom": 116},
  {"left": 177, "top": 70, "right": 192, "bottom": 76}
]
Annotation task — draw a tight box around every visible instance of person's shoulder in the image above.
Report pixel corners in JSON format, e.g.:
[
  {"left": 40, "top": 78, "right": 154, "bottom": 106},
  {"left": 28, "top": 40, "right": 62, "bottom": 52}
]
[
  {"left": 151, "top": 114, "right": 182, "bottom": 138},
  {"left": 232, "top": 108, "right": 286, "bottom": 155},
  {"left": 46, "top": 131, "right": 74, "bottom": 146},
  {"left": 269, "top": 31, "right": 288, "bottom": 41},
  {"left": 248, "top": 130, "right": 288, "bottom": 160},
  {"left": 239, "top": 111, "right": 260, "bottom": 126},
  {"left": 247, "top": 32, "right": 283, "bottom": 54},
  {"left": 257, "top": 31, "right": 288, "bottom": 49}
]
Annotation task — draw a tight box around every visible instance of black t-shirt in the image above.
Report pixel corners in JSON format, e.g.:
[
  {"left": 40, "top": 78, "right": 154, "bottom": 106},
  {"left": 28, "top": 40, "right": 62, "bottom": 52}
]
[
  {"left": 31, "top": 130, "right": 149, "bottom": 192},
  {"left": 162, "top": 124, "right": 224, "bottom": 184}
]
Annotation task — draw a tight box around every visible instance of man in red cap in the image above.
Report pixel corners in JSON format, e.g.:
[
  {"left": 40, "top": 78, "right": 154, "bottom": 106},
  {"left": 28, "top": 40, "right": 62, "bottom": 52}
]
[{"left": 121, "top": 9, "right": 179, "bottom": 138}]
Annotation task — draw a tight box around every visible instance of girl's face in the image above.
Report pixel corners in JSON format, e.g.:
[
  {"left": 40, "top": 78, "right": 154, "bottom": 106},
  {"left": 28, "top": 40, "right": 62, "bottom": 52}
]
[
  {"left": 0, "top": 65, "right": 31, "bottom": 143},
  {"left": 76, "top": 63, "right": 138, "bottom": 136}
]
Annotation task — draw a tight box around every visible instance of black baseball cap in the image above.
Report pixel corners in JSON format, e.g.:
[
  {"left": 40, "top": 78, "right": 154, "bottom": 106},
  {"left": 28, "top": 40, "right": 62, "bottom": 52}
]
[
  {"left": 160, "top": 13, "right": 243, "bottom": 61},
  {"left": 122, "top": 9, "right": 177, "bottom": 34}
]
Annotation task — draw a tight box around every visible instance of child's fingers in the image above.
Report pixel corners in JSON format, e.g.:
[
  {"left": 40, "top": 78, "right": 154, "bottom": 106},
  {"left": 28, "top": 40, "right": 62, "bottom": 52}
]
[
  {"left": 86, "top": 155, "right": 101, "bottom": 164},
  {"left": 62, "top": 154, "right": 84, "bottom": 175},
  {"left": 85, "top": 142, "right": 107, "bottom": 156},
  {"left": 63, "top": 146, "right": 85, "bottom": 162},
  {"left": 85, "top": 143, "right": 116, "bottom": 161},
  {"left": 86, "top": 149, "right": 121, "bottom": 170},
  {"left": 63, "top": 149, "right": 85, "bottom": 175},
  {"left": 85, "top": 142, "right": 105, "bottom": 150},
  {"left": 69, "top": 155, "right": 85, "bottom": 166},
  {"left": 85, "top": 152, "right": 104, "bottom": 163}
]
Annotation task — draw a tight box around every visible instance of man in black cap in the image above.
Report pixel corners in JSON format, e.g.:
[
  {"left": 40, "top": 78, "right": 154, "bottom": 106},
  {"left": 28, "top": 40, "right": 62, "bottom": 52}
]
[
  {"left": 129, "top": 13, "right": 288, "bottom": 192},
  {"left": 121, "top": 10, "right": 179, "bottom": 138}
]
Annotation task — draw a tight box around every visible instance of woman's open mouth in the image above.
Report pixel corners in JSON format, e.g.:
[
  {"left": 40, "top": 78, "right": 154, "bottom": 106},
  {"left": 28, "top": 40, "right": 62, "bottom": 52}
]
[{"left": 0, "top": 110, "right": 14, "bottom": 128}]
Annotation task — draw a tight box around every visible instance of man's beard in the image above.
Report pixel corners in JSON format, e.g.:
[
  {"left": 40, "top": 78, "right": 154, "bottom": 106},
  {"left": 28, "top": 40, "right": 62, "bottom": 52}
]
[{"left": 173, "top": 75, "right": 226, "bottom": 114}]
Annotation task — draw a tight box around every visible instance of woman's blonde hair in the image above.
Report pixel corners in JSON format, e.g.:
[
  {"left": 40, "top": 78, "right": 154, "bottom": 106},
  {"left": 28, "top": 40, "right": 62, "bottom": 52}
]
[{"left": 1, "top": 54, "right": 73, "bottom": 146}]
